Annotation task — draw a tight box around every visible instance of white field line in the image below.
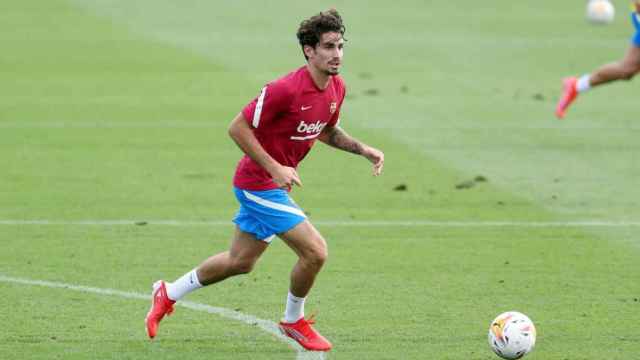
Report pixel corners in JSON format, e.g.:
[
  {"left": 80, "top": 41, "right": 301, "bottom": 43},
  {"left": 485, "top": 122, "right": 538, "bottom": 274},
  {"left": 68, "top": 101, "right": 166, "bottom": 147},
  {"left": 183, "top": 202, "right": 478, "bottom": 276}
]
[
  {"left": 0, "top": 275, "right": 325, "bottom": 360},
  {"left": 1, "top": 219, "right": 640, "bottom": 227}
]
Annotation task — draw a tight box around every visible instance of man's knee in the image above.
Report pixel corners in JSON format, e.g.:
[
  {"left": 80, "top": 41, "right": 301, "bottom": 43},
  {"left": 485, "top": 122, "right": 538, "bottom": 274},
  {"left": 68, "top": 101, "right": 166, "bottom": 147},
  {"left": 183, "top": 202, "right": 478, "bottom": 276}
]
[
  {"left": 621, "top": 62, "right": 640, "bottom": 80},
  {"left": 229, "top": 256, "right": 257, "bottom": 275},
  {"left": 311, "top": 247, "right": 328, "bottom": 267},
  {"left": 303, "top": 242, "right": 328, "bottom": 268},
  {"left": 621, "top": 69, "right": 637, "bottom": 80}
]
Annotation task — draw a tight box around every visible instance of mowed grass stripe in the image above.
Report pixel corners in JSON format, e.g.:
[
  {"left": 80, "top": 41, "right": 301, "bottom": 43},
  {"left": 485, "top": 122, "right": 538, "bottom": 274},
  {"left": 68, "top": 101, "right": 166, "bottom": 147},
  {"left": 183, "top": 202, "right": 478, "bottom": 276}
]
[{"left": 2, "top": 219, "right": 640, "bottom": 227}]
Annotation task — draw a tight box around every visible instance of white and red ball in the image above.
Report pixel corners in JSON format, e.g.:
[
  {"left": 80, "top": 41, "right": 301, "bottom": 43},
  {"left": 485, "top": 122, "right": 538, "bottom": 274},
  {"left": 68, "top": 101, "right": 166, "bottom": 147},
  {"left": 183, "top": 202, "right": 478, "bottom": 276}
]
[{"left": 488, "top": 311, "right": 536, "bottom": 359}]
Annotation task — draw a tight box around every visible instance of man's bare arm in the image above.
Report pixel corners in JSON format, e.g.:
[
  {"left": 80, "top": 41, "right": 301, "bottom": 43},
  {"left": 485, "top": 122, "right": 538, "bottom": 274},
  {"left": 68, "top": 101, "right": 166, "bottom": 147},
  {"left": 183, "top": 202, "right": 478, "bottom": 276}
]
[
  {"left": 228, "top": 113, "right": 302, "bottom": 187},
  {"left": 318, "top": 125, "right": 366, "bottom": 155},
  {"left": 318, "top": 125, "right": 384, "bottom": 176}
]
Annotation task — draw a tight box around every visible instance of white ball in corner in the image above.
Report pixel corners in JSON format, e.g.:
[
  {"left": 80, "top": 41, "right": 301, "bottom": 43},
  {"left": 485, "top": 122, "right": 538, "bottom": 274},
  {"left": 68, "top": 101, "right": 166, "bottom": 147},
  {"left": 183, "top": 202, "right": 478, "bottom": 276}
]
[{"left": 586, "top": 0, "right": 615, "bottom": 25}]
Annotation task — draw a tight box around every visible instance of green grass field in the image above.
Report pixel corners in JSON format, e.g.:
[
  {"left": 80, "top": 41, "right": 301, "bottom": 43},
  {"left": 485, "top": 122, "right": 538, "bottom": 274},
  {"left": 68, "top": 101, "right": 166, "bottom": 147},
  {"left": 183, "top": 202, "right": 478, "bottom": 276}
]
[{"left": 1, "top": 1, "right": 639, "bottom": 359}]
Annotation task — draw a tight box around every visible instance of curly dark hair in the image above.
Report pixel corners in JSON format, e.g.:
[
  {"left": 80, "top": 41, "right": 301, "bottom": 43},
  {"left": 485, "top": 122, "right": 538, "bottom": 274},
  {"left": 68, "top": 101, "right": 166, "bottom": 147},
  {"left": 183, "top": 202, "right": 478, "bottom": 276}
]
[{"left": 296, "top": 9, "right": 346, "bottom": 60}]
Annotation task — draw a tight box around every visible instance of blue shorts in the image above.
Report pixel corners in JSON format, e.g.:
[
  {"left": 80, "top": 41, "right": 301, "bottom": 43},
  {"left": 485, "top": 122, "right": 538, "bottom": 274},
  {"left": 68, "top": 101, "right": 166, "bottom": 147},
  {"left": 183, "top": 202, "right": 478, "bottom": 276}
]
[
  {"left": 232, "top": 187, "right": 307, "bottom": 243},
  {"left": 632, "top": 12, "right": 640, "bottom": 47}
]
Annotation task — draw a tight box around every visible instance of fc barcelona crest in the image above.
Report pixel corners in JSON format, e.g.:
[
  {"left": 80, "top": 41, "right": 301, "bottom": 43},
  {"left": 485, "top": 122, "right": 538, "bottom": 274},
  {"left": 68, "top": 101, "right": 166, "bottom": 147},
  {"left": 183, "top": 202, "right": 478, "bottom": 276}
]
[{"left": 329, "top": 102, "right": 337, "bottom": 115}]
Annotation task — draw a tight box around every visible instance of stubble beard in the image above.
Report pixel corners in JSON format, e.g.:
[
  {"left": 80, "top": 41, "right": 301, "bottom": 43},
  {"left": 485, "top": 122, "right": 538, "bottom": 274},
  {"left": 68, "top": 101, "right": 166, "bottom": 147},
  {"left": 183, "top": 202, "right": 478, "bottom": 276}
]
[{"left": 325, "top": 63, "right": 340, "bottom": 76}]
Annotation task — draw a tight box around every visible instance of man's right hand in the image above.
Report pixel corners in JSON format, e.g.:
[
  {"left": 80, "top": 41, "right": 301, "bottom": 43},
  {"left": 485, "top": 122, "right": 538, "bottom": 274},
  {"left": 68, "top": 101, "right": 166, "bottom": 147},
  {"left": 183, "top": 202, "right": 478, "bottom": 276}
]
[{"left": 269, "top": 164, "right": 302, "bottom": 189}]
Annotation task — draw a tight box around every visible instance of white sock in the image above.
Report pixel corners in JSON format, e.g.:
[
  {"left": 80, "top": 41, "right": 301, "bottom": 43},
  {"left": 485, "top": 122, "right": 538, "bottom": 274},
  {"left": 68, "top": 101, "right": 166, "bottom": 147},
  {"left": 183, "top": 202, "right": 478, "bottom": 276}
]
[
  {"left": 576, "top": 74, "right": 592, "bottom": 93},
  {"left": 283, "top": 291, "right": 305, "bottom": 323},
  {"left": 166, "top": 269, "right": 203, "bottom": 301}
]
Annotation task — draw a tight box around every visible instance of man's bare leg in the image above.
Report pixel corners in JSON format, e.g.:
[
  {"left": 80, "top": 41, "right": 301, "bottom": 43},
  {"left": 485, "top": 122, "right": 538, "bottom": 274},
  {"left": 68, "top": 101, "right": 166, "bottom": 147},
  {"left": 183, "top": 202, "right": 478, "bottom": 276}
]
[
  {"left": 556, "top": 45, "right": 640, "bottom": 118},
  {"left": 277, "top": 220, "right": 332, "bottom": 351},
  {"left": 195, "top": 227, "right": 269, "bottom": 286},
  {"left": 589, "top": 45, "right": 640, "bottom": 87},
  {"left": 146, "top": 227, "right": 268, "bottom": 339},
  {"left": 279, "top": 220, "right": 328, "bottom": 300}
]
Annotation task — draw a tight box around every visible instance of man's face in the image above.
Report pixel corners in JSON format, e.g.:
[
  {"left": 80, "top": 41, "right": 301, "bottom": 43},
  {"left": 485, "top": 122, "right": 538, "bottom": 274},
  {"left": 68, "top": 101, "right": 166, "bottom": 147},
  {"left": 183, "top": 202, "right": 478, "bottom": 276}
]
[{"left": 305, "top": 32, "right": 344, "bottom": 75}]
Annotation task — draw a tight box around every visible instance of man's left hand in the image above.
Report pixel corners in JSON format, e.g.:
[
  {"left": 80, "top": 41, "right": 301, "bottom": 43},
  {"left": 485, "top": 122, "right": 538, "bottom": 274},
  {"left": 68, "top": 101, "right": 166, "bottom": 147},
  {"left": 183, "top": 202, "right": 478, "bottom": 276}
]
[{"left": 363, "top": 147, "right": 384, "bottom": 176}]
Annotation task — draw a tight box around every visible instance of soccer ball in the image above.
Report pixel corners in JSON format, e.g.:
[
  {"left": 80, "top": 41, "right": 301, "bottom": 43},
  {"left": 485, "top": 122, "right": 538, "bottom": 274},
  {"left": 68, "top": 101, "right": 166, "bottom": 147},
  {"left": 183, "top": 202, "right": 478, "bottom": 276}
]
[
  {"left": 488, "top": 311, "right": 536, "bottom": 359},
  {"left": 586, "top": 0, "right": 615, "bottom": 24}
]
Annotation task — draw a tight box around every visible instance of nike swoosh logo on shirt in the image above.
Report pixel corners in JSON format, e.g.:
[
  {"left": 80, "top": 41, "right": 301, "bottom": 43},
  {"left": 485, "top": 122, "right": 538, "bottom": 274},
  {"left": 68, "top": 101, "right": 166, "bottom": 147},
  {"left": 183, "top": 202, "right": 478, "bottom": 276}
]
[{"left": 301, "top": 105, "right": 312, "bottom": 111}]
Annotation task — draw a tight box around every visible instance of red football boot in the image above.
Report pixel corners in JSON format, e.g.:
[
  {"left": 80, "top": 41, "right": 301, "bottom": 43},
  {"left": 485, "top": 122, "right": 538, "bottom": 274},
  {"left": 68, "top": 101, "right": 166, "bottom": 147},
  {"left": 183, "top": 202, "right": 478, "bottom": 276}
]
[
  {"left": 279, "top": 316, "right": 332, "bottom": 351},
  {"left": 555, "top": 77, "right": 578, "bottom": 119},
  {"left": 145, "top": 280, "right": 175, "bottom": 339}
]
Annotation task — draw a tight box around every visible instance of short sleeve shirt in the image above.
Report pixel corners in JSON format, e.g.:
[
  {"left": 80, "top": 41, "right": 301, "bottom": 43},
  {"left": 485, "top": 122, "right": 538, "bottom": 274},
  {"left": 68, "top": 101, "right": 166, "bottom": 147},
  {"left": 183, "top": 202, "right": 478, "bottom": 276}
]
[{"left": 233, "top": 66, "right": 346, "bottom": 191}]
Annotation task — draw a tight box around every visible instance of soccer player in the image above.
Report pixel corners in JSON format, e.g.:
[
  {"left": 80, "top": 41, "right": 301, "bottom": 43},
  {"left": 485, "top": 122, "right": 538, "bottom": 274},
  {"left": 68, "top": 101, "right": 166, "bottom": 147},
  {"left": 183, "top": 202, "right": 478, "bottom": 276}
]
[
  {"left": 555, "top": 1, "right": 640, "bottom": 118},
  {"left": 145, "top": 9, "right": 384, "bottom": 352}
]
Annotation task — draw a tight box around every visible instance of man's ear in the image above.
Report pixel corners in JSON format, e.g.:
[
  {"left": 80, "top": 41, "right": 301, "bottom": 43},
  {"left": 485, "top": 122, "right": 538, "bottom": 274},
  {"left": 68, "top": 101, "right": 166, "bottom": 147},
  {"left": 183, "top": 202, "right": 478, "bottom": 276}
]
[{"left": 303, "top": 45, "right": 315, "bottom": 59}]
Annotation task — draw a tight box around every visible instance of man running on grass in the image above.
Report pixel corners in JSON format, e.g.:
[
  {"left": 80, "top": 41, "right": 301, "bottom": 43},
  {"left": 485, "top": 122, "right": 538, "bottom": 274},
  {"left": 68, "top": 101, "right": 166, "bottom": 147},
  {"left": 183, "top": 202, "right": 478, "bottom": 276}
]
[{"left": 145, "top": 9, "right": 384, "bottom": 352}]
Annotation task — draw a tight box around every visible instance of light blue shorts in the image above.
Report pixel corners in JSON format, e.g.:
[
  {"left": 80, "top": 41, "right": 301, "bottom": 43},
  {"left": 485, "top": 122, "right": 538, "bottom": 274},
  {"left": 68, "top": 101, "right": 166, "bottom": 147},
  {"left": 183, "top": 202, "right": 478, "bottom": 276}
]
[
  {"left": 232, "top": 187, "right": 307, "bottom": 243},
  {"left": 632, "top": 12, "right": 640, "bottom": 47}
]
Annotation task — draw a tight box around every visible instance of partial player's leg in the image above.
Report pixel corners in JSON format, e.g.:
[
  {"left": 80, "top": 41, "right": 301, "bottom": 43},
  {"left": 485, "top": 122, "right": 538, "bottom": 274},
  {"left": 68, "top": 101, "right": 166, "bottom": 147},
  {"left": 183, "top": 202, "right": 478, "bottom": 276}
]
[
  {"left": 145, "top": 227, "right": 268, "bottom": 339},
  {"left": 277, "top": 220, "right": 332, "bottom": 351},
  {"left": 589, "top": 11, "right": 640, "bottom": 86},
  {"left": 555, "top": 12, "right": 640, "bottom": 119},
  {"left": 589, "top": 45, "right": 640, "bottom": 86},
  {"left": 555, "top": 45, "right": 640, "bottom": 119}
]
